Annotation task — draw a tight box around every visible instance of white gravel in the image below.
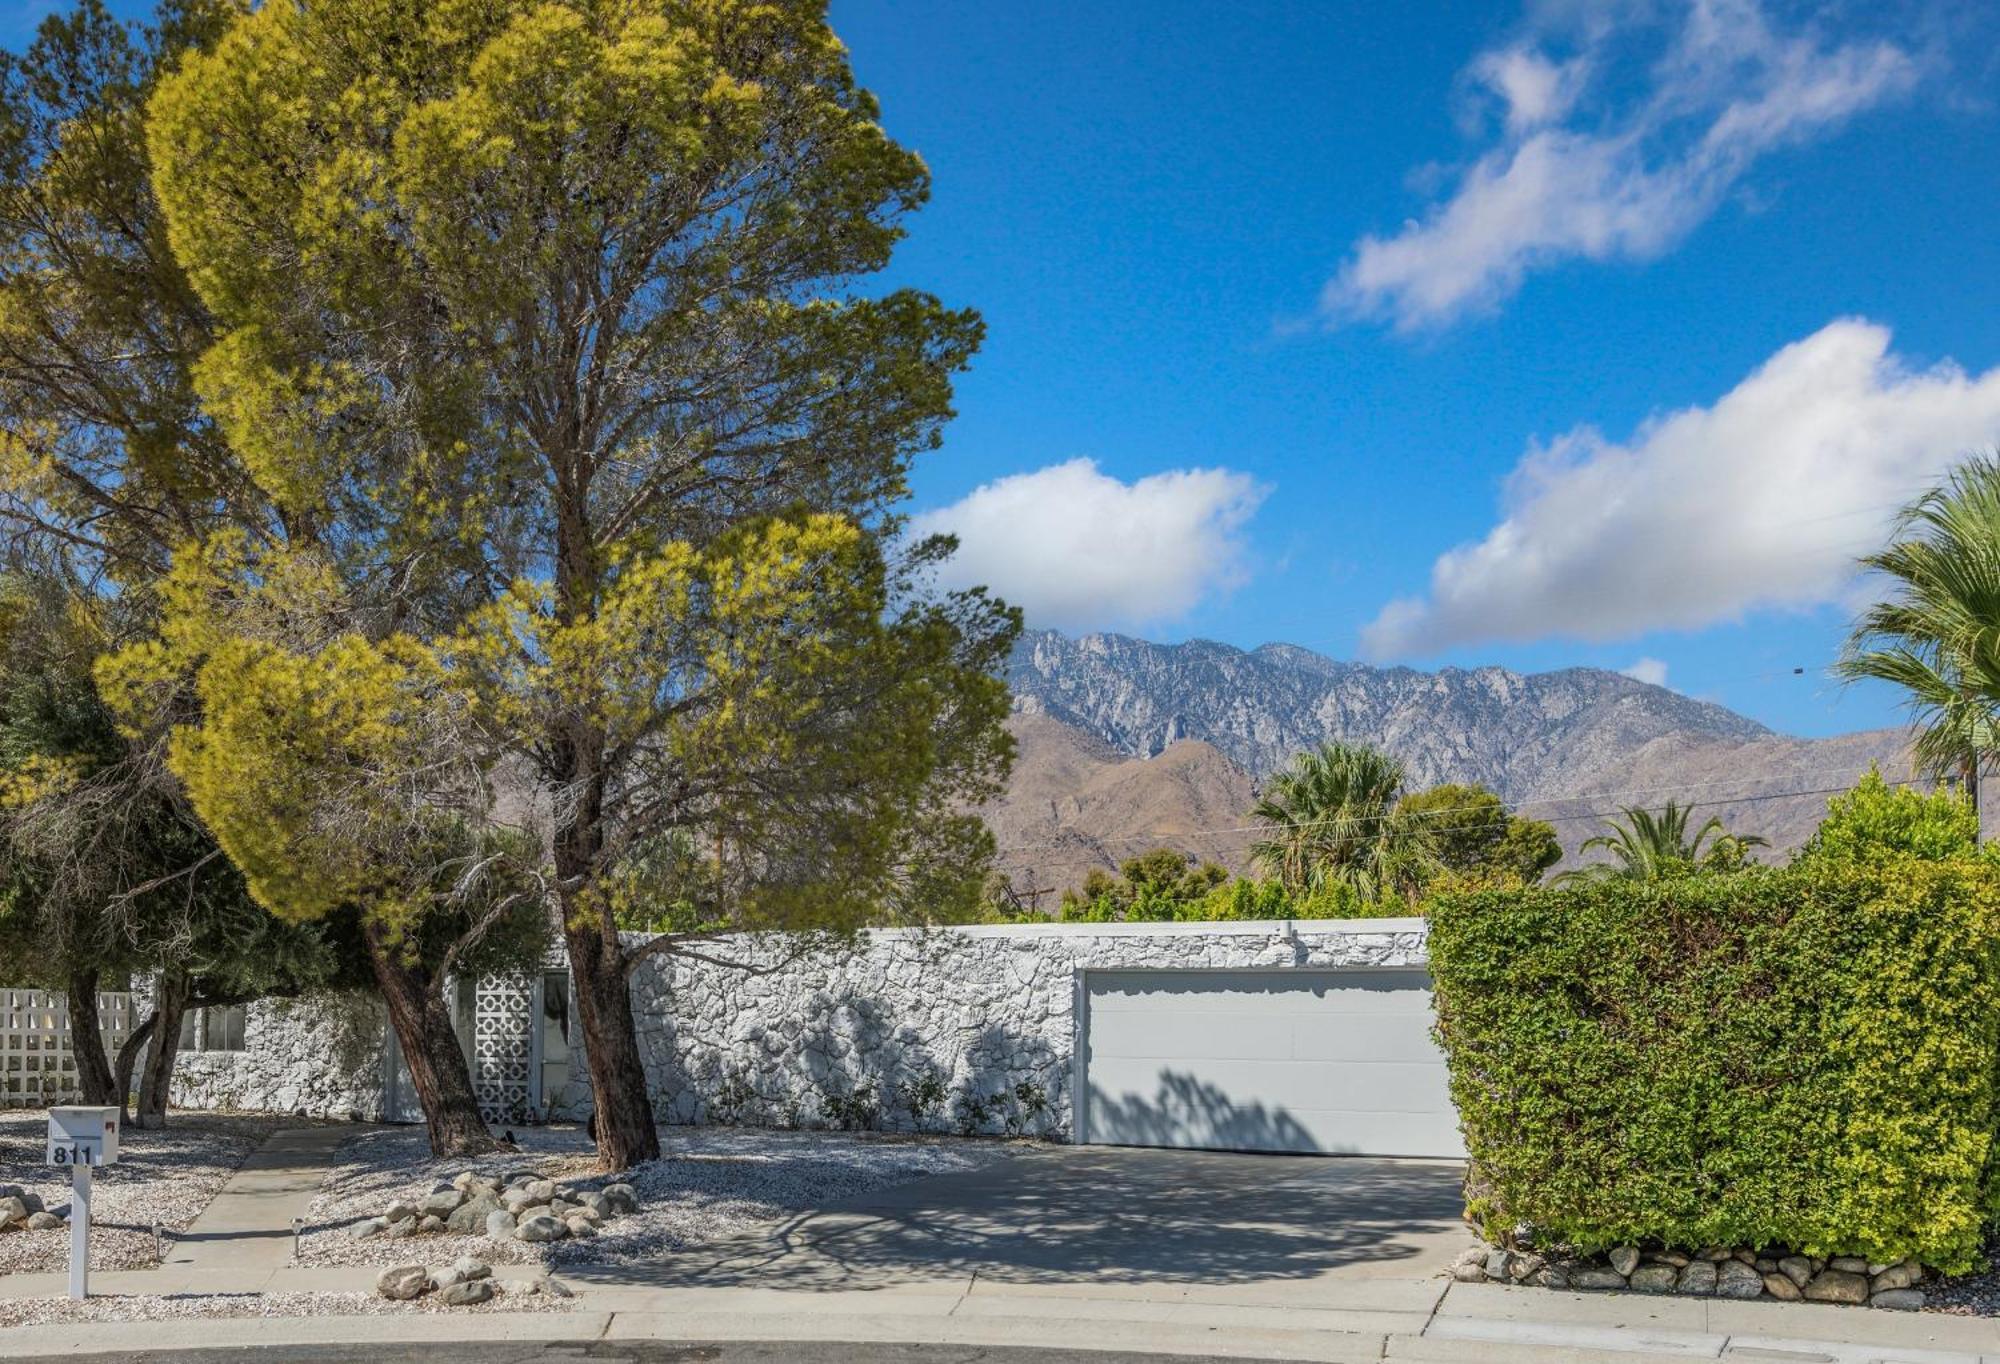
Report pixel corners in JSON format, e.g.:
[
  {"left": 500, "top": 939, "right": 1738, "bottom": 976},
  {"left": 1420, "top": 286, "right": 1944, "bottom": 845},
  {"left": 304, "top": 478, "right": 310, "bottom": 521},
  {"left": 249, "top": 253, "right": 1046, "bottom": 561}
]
[
  {"left": 302, "top": 1123, "right": 1020, "bottom": 1269},
  {"left": 0, "top": 1109, "right": 332, "bottom": 1275},
  {"left": 0, "top": 1287, "right": 572, "bottom": 1327}
]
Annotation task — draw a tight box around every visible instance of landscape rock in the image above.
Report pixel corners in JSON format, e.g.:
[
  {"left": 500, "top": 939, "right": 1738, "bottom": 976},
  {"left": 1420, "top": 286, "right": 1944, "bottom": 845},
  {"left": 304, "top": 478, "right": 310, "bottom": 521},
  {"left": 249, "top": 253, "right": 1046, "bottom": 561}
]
[
  {"left": 441, "top": 1278, "right": 495, "bottom": 1307},
  {"left": 450, "top": 1256, "right": 493, "bottom": 1282},
  {"left": 420, "top": 1189, "right": 466, "bottom": 1218},
  {"left": 1507, "top": 1252, "right": 1545, "bottom": 1282},
  {"left": 522, "top": 1180, "right": 556, "bottom": 1204},
  {"left": 1607, "top": 1246, "right": 1640, "bottom": 1277},
  {"left": 1870, "top": 1264, "right": 1918, "bottom": 1293},
  {"left": 577, "top": 1192, "right": 612, "bottom": 1219},
  {"left": 1482, "top": 1246, "right": 1510, "bottom": 1280},
  {"left": 1570, "top": 1268, "right": 1628, "bottom": 1290},
  {"left": 1450, "top": 1263, "right": 1487, "bottom": 1283},
  {"left": 500, "top": 1187, "right": 536, "bottom": 1213},
  {"left": 1804, "top": 1270, "right": 1869, "bottom": 1305},
  {"left": 0, "top": 1185, "right": 43, "bottom": 1215},
  {"left": 0, "top": 1197, "right": 26, "bottom": 1227},
  {"left": 24, "top": 1211, "right": 64, "bottom": 1231},
  {"left": 418, "top": 1215, "right": 446, "bottom": 1234},
  {"left": 1870, "top": 1289, "right": 1924, "bottom": 1311},
  {"left": 383, "top": 1201, "right": 419, "bottom": 1225},
  {"left": 603, "top": 1183, "right": 638, "bottom": 1214},
  {"left": 1762, "top": 1273, "right": 1802, "bottom": 1301},
  {"left": 516, "top": 1214, "right": 567, "bottom": 1243},
  {"left": 564, "top": 1215, "right": 597, "bottom": 1239},
  {"left": 1777, "top": 1256, "right": 1814, "bottom": 1288},
  {"left": 446, "top": 1196, "right": 502, "bottom": 1235},
  {"left": 1648, "top": 1250, "right": 1690, "bottom": 1268},
  {"left": 349, "top": 1217, "right": 388, "bottom": 1240},
  {"left": 376, "top": 1265, "right": 431, "bottom": 1301},
  {"left": 1828, "top": 1256, "right": 1869, "bottom": 1275},
  {"left": 1629, "top": 1264, "right": 1679, "bottom": 1293},
  {"left": 485, "top": 1209, "right": 518, "bottom": 1238},
  {"left": 1675, "top": 1261, "right": 1716, "bottom": 1295},
  {"left": 385, "top": 1216, "right": 418, "bottom": 1240},
  {"left": 1715, "top": 1260, "right": 1765, "bottom": 1300}
]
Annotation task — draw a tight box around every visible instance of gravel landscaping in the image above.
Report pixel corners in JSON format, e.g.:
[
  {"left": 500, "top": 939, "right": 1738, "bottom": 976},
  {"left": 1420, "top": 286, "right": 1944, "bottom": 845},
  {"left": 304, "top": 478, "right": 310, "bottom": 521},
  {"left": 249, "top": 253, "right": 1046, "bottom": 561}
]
[
  {"left": 0, "top": 1109, "right": 333, "bottom": 1275},
  {"left": 303, "top": 1123, "right": 1019, "bottom": 1269}
]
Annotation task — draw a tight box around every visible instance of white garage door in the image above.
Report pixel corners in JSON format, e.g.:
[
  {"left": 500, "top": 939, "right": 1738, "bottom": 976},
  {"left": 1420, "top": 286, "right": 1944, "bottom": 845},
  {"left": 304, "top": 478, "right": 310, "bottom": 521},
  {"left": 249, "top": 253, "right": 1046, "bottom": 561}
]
[{"left": 1079, "top": 968, "right": 1463, "bottom": 1158}]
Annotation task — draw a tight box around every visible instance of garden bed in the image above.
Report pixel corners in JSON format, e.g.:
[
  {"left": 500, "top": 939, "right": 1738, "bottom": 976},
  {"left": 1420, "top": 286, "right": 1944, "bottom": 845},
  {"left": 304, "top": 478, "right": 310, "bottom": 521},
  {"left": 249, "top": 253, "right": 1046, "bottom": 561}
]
[
  {"left": 301, "top": 1122, "right": 1020, "bottom": 1269},
  {"left": 0, "top": 1109, "right": 330, "bottom": 1275}
]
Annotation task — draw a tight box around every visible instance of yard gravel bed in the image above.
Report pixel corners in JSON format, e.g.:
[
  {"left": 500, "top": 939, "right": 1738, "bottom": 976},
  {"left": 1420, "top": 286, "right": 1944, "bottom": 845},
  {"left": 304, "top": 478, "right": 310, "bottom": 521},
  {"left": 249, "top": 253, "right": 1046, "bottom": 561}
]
[
  {"left": 302, "top": 1123, "right": 1019, "bottom": 1269},
  {"left": 0, "top": 1287, "right": 572, "bottom": 1328},
  {"left": 0, "top": 1109, "right": 332, "bottom": 1276}
]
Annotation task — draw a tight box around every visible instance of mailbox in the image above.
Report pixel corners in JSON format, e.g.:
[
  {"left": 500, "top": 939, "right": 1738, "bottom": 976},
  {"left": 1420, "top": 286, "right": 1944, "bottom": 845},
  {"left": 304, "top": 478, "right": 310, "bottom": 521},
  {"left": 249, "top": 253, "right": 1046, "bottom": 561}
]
[{"left": 47, "top": 1106, "right": 119, "bottom": 1168}]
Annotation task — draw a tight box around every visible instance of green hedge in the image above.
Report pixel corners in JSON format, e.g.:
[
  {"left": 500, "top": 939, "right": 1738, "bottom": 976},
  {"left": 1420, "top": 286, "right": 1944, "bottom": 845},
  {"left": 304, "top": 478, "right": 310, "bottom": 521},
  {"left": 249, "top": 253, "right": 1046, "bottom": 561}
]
[{"left": 1427, "top": 859, "right": 2000, "bottom": 1271}]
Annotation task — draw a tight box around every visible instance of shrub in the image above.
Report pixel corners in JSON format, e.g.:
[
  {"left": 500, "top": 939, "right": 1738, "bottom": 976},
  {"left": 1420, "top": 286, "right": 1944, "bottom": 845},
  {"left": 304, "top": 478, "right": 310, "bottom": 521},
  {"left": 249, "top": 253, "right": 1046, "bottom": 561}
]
[
  {"left": 1428, "top": 859, "right": 2000, "bottom": 1271},
  {"left": 1793, "top": 767, "right": 1978, "bottom": 865}
]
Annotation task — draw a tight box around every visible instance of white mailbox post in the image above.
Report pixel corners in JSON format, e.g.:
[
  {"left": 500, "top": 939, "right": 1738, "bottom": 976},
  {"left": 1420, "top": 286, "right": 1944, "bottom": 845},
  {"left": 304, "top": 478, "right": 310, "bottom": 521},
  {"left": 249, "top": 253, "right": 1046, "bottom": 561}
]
[{"left": 46, "top": 1106, "right": 119, "bottom": 1300}]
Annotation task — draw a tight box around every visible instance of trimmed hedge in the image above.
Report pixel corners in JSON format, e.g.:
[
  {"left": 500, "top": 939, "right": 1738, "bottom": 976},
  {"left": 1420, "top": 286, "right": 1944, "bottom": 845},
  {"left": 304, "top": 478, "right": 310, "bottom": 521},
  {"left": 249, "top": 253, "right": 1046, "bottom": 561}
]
[{"left": 1428, "top": 859, "right": 2000, "bottom": 1272}]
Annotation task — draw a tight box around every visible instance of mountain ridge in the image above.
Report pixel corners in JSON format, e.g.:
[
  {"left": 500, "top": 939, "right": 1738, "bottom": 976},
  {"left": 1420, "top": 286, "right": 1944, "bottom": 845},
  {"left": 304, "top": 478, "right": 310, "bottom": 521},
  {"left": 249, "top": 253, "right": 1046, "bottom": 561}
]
[{"left": 985, "top": 629, "right": 1911, "bottom": 896}]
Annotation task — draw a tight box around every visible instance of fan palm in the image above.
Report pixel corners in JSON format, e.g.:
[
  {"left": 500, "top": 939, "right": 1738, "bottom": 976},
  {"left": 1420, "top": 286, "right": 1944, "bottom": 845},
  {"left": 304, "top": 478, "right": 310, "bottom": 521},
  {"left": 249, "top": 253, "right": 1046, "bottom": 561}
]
[
  {"left": 1837, "top": 455, "right": 2000, "bottom": 836},
  {"left": 1249, "top": 741, "right": 1435, "bottom": 898},
  {"left": 1562, "top": 801, "right": 1767, "bottom": 882}
]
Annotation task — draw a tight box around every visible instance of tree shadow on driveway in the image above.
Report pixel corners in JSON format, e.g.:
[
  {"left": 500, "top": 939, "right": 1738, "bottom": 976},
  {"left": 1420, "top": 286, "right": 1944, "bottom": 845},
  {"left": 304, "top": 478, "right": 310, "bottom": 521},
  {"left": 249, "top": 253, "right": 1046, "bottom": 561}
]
[{"left": 564, "top": 1145, "right": 1466, "bottom": 1293}]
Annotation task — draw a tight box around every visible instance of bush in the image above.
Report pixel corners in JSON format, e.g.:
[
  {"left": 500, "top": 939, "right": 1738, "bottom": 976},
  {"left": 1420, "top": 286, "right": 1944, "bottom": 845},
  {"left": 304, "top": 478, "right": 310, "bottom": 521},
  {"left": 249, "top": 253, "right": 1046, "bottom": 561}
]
[{"left": 1428, "top": 859, "right": 2000, "bottom": 1271}]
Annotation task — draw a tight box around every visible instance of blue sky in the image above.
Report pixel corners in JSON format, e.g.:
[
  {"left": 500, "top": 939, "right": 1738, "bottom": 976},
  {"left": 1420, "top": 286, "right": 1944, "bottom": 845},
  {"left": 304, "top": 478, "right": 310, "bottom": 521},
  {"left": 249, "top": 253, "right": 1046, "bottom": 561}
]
[{"left": 14, "top": 0, "right": 2000, "bottom": 738}]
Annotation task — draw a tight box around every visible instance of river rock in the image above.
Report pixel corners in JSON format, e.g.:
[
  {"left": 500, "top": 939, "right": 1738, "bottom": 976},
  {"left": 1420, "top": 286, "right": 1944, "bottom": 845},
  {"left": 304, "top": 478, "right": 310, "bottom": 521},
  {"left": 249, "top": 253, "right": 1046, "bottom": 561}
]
[
  {"left": 1871, "top": 1263, "right": 1918, "bottom": 1293},
  {"left": 1763, "top": 1273, "right": 1802, "bottom": 1301},
  {"left": 1804, "top": 1270, "right": 1869, "bottom": 1305},
  {"left": 603, "top": 1183, "right": 638, "bottom": 1214},
  {"left": 383, "top": 1201, "right": 419, "bottom": 1225},
  {"left": 25, "top": 1211, "right": 64, "bottom": 1231},
  {"left": 1777, "top": 1256, "right": 1814, "bottom": 1288},
  {"left": 1828, "top": 1256, "right": 1869, "bottom": 1275},
  {"left": 421, "top": 1189, "right": 466, "bottom": 1217},
  {"left": 486, "top": 1209, "right": 518, "bottom": 1238},
  {"left": 1629, "top": 1264, "right": 1678, "bottom": 1293},
  {"left": 1870, "top": 1289, "right": 1924, "bottom": 1311},
  {"left": 450, "top": 1256, "right": 492, "bottom": 1281},
  {"left": 516, "top": 1213, "right": 567, "bottom": 1243},
  {"left": 377, "top": 1264, "right": 431, "bottom": 1301},
  {"left": 577, "top": 1192, "right": 612, "bottom": 1219},
  {"left": 1571, "top": 1268, "right": 1628, "bottom": 1290},
  {"left": 522, "top": 1179, "right": 556, "bottom": 1204},
  {"left": 1450, "top": 1262, "right": 1487, "bottom": 1283},
  {"left": 1607, "top": 1246, "right": 1640, "bottom": 1277},
  {"left": 564, "top": 1215, "right": 597, "bottom": 1239},
  {"left": 385, "top": 1215, "right": 418, "bottom": 1240},
  {"left": 1716, "top": 1260, "right": 1765, "bottom": 1299},
  {"left": 1675, "top": 1261, "right": 1717, "bottom": 1295},
  {"left": 349, "top": 1217, "right": 387, "bottom": 1240},
  {"left": 446, "top": 1196, "right": 502, "bottom": 1235},
  {"left": 418, "top": 1215, "right": 446, "bottom": 1234},
  {"left": 442, "top": 1278, "right": 495, "bottom": 1307},
  {"left": 0, "top": 1197, "right": 26, "bottom": 1228},
  {"left": 500, "top": 1187, "right": 536, "bottom": 1213}
]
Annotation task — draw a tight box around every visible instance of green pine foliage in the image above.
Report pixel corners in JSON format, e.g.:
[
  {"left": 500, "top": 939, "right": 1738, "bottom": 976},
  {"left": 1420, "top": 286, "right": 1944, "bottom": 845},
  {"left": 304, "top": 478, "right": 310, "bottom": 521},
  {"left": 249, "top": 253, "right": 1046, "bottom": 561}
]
[{"left": 1428, "top": 858, "right": 2000, "bottom": 1271}]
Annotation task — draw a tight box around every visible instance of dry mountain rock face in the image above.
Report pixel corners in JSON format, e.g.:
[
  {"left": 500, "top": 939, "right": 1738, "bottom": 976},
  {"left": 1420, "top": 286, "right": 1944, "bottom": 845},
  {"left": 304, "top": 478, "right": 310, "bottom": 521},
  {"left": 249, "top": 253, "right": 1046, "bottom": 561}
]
[{"left": 989, "top": 630, "right": 1914, "bottom": 896}]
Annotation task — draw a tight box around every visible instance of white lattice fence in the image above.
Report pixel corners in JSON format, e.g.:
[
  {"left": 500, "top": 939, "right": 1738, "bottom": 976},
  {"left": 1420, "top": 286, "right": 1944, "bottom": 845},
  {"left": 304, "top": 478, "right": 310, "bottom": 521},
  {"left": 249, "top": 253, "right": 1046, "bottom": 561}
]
[{"left": 0, "top": 988, "right": 133, "bottom": 1109}]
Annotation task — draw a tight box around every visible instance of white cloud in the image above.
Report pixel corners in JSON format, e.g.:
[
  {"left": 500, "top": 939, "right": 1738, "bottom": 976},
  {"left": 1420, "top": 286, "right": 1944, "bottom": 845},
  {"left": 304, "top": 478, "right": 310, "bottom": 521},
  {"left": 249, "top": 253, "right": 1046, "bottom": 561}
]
[
  {"left": 1329, "top": 1, "right": 1921, "bottom": 330},
  {"left": 908, "top": 458, "right": 1268, "bottom": 632},
  {"left": 1621, "top": 657, "right": 1670, "bottom": 688},
  {"left": 1362, "top": 320, "right": 2000, "bottom": 656}
]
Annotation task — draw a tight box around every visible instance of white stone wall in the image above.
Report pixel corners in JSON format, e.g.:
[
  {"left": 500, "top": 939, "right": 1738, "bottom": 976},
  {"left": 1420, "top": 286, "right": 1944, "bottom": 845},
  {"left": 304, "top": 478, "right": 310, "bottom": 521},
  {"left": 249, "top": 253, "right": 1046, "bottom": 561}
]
[
  {"left": 168, "top": 918, "right": 1430, "bottom": 1138},
  {"left": 171, "top": 990, "right": 389, "bottom": 1120},
  {"left": 619, "top": 918, "right": 1429, "bottom": 1138}
]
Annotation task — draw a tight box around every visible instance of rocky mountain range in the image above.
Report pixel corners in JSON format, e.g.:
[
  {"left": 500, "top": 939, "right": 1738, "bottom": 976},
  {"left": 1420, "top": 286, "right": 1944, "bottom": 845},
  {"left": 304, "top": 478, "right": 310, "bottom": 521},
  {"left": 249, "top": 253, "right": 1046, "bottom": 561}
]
[{"left": 984, "top": 629, "right": 1916, "bottom": 899}]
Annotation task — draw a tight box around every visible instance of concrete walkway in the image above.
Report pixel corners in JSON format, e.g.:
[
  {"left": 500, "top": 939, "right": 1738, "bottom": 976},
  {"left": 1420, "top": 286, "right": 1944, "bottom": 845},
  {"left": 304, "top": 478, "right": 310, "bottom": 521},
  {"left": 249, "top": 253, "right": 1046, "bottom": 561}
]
[{"left": 160, "top": 1126, "right": 353, "bottom": 1272}]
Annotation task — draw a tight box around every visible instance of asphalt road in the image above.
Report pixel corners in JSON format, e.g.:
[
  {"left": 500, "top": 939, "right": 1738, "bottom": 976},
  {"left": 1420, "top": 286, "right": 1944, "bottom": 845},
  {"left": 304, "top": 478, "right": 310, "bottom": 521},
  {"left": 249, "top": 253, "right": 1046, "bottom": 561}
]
[{"left": 9, "top": 1343, "right": 1286, "bottom": 1364}]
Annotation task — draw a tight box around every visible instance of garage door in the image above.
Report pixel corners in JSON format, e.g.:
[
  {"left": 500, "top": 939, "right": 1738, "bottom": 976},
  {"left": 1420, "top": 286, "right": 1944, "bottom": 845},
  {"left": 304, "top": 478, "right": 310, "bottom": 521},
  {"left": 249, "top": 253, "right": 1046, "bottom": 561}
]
[{"left": 1079, "top": 969, "right": 1463, "bottom": 1158}]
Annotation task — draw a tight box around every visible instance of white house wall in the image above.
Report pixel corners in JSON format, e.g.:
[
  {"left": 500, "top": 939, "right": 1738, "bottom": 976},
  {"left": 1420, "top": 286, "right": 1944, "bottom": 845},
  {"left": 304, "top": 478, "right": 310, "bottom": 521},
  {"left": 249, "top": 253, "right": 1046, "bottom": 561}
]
[{"left": 167, "top": 918, "right": 1431, "bottom": 1139}]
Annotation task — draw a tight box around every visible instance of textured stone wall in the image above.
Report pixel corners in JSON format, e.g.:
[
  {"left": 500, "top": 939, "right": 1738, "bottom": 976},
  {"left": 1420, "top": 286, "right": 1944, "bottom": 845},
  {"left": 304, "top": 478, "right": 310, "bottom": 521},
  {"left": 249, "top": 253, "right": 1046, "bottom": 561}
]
[
  {"left": 168, "top": 919, "right": 1430, "bottom": 1137},
  {"left": 615, "top": 919, "right": 1430, "bottom": 1137},
  {"left": 170, "top": 990, "right": 389, "bottom": 1120}
]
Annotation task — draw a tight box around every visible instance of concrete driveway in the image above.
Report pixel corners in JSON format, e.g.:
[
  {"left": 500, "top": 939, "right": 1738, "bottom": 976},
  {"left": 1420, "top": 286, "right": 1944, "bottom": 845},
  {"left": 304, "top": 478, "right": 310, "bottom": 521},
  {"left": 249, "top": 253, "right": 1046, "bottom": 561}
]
[{"left": 568, "top": 1145, "right": 1470, "bottom": 1297}]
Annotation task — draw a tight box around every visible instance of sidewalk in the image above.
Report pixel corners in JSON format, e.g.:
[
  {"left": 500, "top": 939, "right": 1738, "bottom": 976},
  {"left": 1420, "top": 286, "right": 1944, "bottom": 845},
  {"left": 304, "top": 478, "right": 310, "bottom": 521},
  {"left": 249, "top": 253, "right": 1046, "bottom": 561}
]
[{"left": 5, "top": 1265, "right": 2000, "bottom": 1362}]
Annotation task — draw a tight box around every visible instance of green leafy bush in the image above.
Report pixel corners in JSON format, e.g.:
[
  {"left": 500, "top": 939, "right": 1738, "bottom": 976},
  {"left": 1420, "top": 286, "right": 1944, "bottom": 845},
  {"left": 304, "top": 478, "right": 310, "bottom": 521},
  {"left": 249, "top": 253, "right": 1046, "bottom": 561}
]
[{"left": 1428, "top": 859, "right": 2000, "bottom": 1271}]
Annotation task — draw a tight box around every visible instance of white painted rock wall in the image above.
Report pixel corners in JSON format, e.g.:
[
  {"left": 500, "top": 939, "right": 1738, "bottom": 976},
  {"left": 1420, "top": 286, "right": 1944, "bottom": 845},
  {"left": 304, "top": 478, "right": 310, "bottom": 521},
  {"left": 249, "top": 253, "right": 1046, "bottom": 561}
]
[{"left": 171, "top": 990, "right": 389, "bottom": 1120}]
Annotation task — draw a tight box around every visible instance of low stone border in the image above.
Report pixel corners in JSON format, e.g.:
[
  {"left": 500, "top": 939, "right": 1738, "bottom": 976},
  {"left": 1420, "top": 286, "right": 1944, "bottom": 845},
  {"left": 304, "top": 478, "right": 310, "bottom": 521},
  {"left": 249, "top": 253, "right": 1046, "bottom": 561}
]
[{"left": 1455, "top": 1243, "right": 1929, "bottom": 1311}]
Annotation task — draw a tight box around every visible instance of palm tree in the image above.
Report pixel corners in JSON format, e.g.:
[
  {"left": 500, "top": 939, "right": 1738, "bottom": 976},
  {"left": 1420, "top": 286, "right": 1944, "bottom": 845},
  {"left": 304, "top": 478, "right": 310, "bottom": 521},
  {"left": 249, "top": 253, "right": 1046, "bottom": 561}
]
[
  {"left": 1838, "top": 455, "right": 2000, "bottom": 839},
  {"left": 1249, "top": 741, "right": 1434, "bottom": 898},
  {"left": 1562, "top": 801, "right": 1768, "bottom": 882}
]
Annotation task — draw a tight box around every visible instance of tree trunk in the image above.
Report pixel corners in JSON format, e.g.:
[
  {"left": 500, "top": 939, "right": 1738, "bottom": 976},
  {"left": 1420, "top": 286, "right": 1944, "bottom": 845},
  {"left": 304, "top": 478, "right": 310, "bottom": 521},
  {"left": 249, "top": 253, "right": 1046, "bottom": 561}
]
[
  {"left": 136, "top": 971, "right": 191, "bottom": 1129},
  {"left": 114, "top": 1005, "right": 161, "bottom": 1126},
  {"left": 66, "top": 966, "right": 118, "bottom": 1106},
  {"left": 563, "top": 913, "right": 659, "bottom": 1170},
  {"left": 362, "top": 921, "right": 496, "bottom": 1158}
]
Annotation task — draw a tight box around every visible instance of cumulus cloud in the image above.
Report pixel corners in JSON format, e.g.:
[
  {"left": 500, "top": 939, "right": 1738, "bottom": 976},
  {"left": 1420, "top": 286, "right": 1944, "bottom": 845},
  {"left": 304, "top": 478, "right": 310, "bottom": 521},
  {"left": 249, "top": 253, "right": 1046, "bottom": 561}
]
[
  {"left": 1362, "top": 320, "right": 2000, "bottom": 656},
  {"left": 908, "top": 458, "right": 1268, "bottom": 632},
  {"left": 1328, "top": 1, "right": 1921, "bottom": 330},
  {"left": 1621, "top": 657, "right": 1670, "bottom": 688}
]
